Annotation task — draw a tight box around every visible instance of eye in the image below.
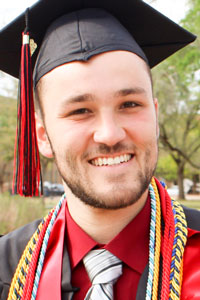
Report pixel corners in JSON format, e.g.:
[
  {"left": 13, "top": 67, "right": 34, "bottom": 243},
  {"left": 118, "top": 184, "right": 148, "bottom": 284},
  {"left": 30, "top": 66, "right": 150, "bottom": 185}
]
[
  {"left": 68, "top": 108, "right": 91, "bottom": 116},
  {"left": 120, "top": 101, "right": 138, "bottom": 109}
]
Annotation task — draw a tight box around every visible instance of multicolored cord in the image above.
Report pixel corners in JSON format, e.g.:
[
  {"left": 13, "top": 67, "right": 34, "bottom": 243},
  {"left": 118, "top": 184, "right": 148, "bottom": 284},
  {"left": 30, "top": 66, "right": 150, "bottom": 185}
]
[
  {"left": 145, "top": 178, "right": 188, "bottom": 300},
  {"left": 7, "top": 194, "right": 65, "bottom": 300},
  {"left": 145, "top": 180, "right": 161, "bottom": 300},
  {"left": 7, "top": 178, "right": 187, "bottom": 300},
  {"left": 31, "top": 196, "right": 64, "bottom": 300},
  {"left": 169, "top": 199, "right": 187, "bottom": 299}
]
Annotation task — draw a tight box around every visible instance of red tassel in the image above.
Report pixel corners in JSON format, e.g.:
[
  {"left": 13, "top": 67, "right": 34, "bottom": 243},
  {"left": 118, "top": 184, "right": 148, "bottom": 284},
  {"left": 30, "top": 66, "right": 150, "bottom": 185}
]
[{"left": 13, "top": 31, "right": 42, "bottom": 196}]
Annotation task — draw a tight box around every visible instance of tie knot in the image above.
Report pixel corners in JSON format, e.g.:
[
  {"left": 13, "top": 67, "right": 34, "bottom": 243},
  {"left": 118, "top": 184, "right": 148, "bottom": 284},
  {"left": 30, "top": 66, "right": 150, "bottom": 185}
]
[{"left": 83, "top": 249, "right": 122, "bottom": 285}]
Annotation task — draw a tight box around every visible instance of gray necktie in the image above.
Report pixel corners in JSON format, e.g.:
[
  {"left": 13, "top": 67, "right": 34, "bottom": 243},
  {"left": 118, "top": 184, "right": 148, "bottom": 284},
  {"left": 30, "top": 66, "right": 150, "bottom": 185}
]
[{"left": 83, "top": 249, "right": 122, "bottom": 300}]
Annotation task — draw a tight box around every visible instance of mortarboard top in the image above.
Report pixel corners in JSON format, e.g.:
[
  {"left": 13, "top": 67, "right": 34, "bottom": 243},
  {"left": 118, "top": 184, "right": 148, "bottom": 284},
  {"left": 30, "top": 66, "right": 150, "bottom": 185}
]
[{"left": 0, "top": 0, "right": 196, "bottom": 80}]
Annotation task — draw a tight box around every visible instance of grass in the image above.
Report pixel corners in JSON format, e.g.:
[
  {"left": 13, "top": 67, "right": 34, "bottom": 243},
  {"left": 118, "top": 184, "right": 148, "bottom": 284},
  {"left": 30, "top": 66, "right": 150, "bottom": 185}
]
[
  {"left": 0, "top": 193, "right": 46, "bottom": 235},
  {"left": 0, "top": 193, "right": 200, "bottom": 235},
  {"left": 179, "top": 200, "right": 200, "bottom": 210}
]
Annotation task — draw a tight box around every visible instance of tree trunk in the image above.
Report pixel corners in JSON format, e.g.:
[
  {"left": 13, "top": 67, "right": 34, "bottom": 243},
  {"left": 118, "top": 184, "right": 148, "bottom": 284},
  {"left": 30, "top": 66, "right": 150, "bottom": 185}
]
[
  {"left": 0, "top": 179, "right": 3, "bottom": 193},
  {"left": 0, "top": 163, "right": 7, "bottom": 193},
  {"left": 177, "top": 162, "right": 185, "bottom": 199}
]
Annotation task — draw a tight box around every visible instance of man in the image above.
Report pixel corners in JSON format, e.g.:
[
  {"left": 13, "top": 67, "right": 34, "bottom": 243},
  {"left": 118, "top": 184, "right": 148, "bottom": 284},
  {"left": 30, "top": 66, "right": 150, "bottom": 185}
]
[{"left": 0, "top": 1, "right": 200, "bottom": 299}]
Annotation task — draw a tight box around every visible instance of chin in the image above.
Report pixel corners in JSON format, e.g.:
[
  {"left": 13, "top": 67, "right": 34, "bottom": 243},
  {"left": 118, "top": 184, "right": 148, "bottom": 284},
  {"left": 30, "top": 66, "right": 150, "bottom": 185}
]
[{"left": 72, "top": 183, "right": 149, "bottom": 210}]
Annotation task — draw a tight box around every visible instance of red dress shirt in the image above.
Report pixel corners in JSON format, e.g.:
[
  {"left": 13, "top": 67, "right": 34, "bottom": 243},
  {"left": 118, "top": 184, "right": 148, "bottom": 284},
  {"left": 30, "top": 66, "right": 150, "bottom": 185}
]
[
  {"left": 32, "top": 179, "right": 200, "bottom": 300},
  {"left": 66, "top": 196, "right": 150, "bottom": 299}
]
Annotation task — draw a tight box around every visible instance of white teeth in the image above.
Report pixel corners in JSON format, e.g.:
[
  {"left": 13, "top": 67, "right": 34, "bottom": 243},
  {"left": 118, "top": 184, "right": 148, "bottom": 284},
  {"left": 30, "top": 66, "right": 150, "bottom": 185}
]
[
  {"left": 120, "top": 155, "right": 124, "bottom": 162},
  {"left": 103, "top": 158, "right": 107, "bottom": 165},
  {"left": 91, "top": 154, "right": 132, "bottom": 166},
  {"left": 98, "top": 158, "right": 103, "bottom": 166},
  {"left": 125, "top": 154, "right": 129, "bottom": 162},
  {"left": 108, "top": 158, "right": 113, "bottom": 165},
  {"left": 114, "top": 157, "right": 120, "bottom": 164}
]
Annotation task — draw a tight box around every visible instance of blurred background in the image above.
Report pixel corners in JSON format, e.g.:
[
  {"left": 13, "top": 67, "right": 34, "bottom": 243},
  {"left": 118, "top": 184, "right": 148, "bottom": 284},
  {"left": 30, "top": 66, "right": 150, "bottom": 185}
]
[{"left": 0, "top": 0, "right": 200, "bottom": 234}]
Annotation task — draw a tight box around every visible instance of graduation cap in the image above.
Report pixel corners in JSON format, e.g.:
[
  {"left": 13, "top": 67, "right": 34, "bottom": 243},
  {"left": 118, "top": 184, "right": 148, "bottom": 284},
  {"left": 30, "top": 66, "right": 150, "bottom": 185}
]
[{"left": 0, "top": 0, "right": 196, "bottom": 196}]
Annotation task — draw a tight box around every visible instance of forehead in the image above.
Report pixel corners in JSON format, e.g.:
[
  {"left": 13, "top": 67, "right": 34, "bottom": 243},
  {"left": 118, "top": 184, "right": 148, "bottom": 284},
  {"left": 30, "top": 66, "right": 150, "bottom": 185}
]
[{"left": 38, "top": 50, "right": 152, "bottom": 99}]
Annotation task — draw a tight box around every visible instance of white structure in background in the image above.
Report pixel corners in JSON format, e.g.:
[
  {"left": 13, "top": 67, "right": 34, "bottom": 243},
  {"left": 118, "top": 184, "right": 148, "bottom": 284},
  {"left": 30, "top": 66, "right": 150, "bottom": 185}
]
[{"left": 167, "top": 179, "right": 194, "bottom": 198}]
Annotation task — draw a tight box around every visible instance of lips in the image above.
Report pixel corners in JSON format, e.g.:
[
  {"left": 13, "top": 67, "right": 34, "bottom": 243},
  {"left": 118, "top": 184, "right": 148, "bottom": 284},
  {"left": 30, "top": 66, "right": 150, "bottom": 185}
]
[{"left": 90, "top": 154, "right": 133, "bottom": 166}]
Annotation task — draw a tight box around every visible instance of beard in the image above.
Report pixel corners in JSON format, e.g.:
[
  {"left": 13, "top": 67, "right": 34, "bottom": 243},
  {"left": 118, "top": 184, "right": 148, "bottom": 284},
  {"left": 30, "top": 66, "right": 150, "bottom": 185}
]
[{"left": 51, "top": 142, "right": 158, "bottom": 210}]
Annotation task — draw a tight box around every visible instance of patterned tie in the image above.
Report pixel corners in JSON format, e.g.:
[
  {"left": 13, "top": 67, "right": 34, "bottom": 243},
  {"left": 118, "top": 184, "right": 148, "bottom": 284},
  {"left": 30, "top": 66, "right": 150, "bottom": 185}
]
[{"left": 83, "top": 249, "right": 122, "bottom": 300}]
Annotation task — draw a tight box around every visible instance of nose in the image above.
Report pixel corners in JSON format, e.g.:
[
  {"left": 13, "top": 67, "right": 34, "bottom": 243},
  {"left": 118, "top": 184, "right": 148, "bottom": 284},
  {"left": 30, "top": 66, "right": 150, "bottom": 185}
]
[{"left": 93, "top": 114, "right": 126, "bottom": 146}]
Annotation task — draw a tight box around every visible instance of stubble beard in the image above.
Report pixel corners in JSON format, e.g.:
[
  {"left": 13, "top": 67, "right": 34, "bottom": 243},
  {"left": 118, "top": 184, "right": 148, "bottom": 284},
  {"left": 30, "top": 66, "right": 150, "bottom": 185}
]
[{"left": 52, "top": 143, "right": 158, "bottom": 210}]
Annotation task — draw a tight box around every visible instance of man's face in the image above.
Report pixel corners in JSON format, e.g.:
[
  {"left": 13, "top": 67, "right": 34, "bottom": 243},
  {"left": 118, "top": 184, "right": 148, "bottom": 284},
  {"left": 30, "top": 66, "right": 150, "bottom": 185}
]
[{"left": 37, "top": 51, "right": 159, "bottom": 209}]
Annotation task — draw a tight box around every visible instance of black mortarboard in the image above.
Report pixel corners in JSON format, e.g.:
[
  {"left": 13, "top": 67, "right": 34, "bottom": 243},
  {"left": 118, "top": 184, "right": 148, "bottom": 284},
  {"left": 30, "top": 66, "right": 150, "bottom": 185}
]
[
  {"left": 0, "top": 0, "right": 196, "bottom": 196},
  {"left": 0, "top": 0, "right": 196, "bottom": 79}
]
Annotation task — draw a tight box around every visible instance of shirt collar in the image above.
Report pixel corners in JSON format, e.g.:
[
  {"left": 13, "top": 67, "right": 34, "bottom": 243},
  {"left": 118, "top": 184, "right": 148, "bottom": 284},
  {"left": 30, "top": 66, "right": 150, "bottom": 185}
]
[
  {"left": 66, "top": 205, "right": 97, "bottom": 269},
  {"left": 66, "top": 195, "right": 150, "bottom": 274},
  {"left": 105, "top": 195, "right": 150, "bottom": 273}
]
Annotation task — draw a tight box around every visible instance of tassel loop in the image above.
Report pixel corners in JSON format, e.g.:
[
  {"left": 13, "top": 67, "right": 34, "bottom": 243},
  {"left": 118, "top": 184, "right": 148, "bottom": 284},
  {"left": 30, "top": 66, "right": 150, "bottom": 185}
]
[{"left": 24, "top": 8, "right": 30, "bottom": 33}]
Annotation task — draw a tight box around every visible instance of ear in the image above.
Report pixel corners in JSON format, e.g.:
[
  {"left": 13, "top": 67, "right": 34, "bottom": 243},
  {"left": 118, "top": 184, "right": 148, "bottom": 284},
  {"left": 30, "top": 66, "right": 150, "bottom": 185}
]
[
  {"left": 35, "top": 113, "right": 53, "bottom": 158},
  {"left": 153, "top": 98, "right": 160, "bottom": 139}
]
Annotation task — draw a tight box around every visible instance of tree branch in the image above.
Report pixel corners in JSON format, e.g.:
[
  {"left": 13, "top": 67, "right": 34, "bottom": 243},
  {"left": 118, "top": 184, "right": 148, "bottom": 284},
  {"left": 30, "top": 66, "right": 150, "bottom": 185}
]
[{"left": 160, "top": 124, "right": 200, "bottom": 169}]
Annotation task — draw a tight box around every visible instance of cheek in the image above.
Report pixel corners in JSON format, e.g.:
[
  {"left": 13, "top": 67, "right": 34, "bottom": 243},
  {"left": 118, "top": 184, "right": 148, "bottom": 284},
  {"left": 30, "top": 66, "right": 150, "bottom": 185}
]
[
  {"left": 126, "top": 111, "right": 157, "bottom": 145},
  {"left": 47, "top": 120, "right": 91, "bottom": 156}
]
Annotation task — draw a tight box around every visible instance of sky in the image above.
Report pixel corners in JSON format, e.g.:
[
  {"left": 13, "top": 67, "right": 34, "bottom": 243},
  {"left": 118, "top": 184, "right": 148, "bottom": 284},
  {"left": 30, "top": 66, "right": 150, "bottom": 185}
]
[
  {"left": 0, "top": 0, "right": 189, "bottom": 96},
  {"left": 0, "top": 0, "right": 188, "bottom": 28}
]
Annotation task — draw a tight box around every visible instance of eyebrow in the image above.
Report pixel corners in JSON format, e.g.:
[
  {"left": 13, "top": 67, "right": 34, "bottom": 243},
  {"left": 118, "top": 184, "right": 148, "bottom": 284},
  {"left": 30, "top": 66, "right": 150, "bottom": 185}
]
[
  {"left": 61, "top": 93, "right": 94, "bottom": 106},
  {"left": 114, "top": 87, "right": 147, "bottom": 97},
  {"left": 61, "top": 87, "right": 147, "bottom": 107}
]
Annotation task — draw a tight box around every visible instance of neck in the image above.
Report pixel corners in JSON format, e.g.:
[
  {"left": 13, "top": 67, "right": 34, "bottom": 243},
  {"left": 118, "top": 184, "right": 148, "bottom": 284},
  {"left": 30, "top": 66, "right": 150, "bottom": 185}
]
[{"left": 65, "top": 187, "right": 148, "bottom": 244}]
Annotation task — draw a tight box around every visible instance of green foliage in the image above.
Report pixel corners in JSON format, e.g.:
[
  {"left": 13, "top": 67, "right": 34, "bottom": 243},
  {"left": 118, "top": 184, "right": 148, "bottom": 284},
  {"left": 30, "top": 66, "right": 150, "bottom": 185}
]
[
  {"left": 182, "top": 0, "right": 200, "bottom": 36},
  {"left": 156, "top": 151, "right": 193, "bottom": 181},
  {"left": 180, "top": 0, "right": 200, "bottom": 78},
  {"left": 152, "top": 1, "right": 200, "bottom": 197},
  {"left": 0, "top": 193, "right": 46, "bottom": 235},
  {"left": 0, "top": 96, "right": 16, "bottom": 162},
  {"left": 156, "top": 153, "right": 177, "bottom": 181}
]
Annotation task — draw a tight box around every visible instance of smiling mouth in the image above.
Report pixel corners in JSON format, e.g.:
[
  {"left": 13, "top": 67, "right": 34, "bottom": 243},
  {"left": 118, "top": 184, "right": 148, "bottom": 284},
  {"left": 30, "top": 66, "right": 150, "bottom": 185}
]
[{"left": 90, "top": 154, "right": 133, "bottom": 166}]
